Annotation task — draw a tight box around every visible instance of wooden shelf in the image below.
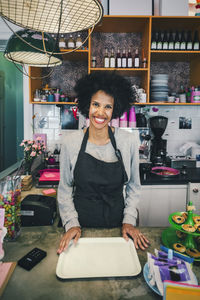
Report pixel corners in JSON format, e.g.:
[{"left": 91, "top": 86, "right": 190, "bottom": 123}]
[
  {"left": 95, "top": 15, "right": 151, "bottom": 33},
  {"left": 135, "top": 102, "right": 200, "bottom": 106},
  {"left": 60, "top": 49, "right": 88, "bottom": 61},
  {"left": 31, "top": 102, "right": 77, "bottom": 105},
  {"left": 90, "top": 67, "right": 148, "bottom": 76},
  {"left": 29, "top": 15, "right": 200, "bottom": 106},
  {"left": 151, "top": 50, "right": 200, "bottom": 62}
]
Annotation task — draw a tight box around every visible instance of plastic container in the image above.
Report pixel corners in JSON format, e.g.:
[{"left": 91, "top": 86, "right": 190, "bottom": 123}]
[
  {"left": 119, "top": 112, "right": 128, "bottom": 127},
  {"left": 190, "top": 90, "right": 200, "bottom": 103},
  {"left": 111, "top": 118, "right": 119, "bottom": 127},
  {"left": 129, "top": 107, "right": 136, "bottom": 128},
  {"left": 0, "top": 176, "right": 21, "bottom": 241}
]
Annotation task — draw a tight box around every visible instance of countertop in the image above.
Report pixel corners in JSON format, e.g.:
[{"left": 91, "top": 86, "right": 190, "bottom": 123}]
[
  {"left": 141, "top": 167, "right": 200, "bottom": 185},
  {"left": 2, "top": 223, "right": 200, "bottom": 300}
]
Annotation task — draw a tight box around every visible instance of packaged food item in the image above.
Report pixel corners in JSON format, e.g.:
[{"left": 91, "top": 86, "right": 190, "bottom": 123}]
[{"left": 146, "top": 249, "right": 197, "bottom": 296}]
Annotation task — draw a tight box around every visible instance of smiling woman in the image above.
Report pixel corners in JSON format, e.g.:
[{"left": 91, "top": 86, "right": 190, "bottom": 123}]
[
  {"left": 57, "top": 71, "right": 150, "bottom": 254},
  {"left": 0, "top": 52, "right": 24, "bottom": 175}
]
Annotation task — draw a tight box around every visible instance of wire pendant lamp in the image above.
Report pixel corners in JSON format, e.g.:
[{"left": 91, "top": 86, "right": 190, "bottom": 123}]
[
  {"left": 4, "top": 29, "right": 62, "bottom": 67},
  {"left": 0, "top": 0, "right": 103, "bottom": 34}
]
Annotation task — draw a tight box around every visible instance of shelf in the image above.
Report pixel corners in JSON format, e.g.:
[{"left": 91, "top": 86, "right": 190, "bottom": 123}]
[
  {"left": 31, "top": 102, "right": 77, "bottom": 105},
  {"left": 60, "top": 49, "right": 88, "bottom": 61},
  {"left": 151, "top": 50, "right": 200, "bottom": 62},
  {"left": 151, "top": 15, "right": 200, "bottom": 32},
  {"left": 135, "top": 102, "right": 200, "bottom": 106},
  {"left": 90, "top": 67, "right": 148, "bottom": 76},
  {"left": 95, "top": 15, "right": 150, "bottom": 33}
]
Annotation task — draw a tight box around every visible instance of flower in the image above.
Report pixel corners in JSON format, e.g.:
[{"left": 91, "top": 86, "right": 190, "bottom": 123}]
[{"left": 20, "top": 139, "right": 46, "bottom": 174}]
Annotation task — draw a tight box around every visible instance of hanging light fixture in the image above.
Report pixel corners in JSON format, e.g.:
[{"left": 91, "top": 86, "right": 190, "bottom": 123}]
[
  {"left": 4, "top": 29, "right": 62, "bottom": 67},
  {"left": 0, "top": 0, "right": 103, "bottom": 34}
]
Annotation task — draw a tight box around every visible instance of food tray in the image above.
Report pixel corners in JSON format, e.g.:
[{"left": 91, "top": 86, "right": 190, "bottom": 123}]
[
  {"left": 56, "top": 237, "right": 141, "bottom": 279},
  {"left": 162, "top": 227, "right": 200, "bottom": 262}
]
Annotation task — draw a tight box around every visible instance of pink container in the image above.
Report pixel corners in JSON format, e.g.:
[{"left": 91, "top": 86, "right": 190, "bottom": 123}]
[
  {"left": 129, "top": 107, "right": 136, "bottom": 128},
  {"left": 191, "top": 91, "right": 200, "bottom": 103},
  {"left": 111, "top": 118, "right": 119, "bottom": 127},
  {"left": 119, "top": 112, "right": 128, "bottom": 127}
]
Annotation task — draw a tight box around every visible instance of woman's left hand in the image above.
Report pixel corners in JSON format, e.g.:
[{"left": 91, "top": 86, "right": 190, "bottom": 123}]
[{"left": 122, "top": 223, "right": 150, "bottom": 250}]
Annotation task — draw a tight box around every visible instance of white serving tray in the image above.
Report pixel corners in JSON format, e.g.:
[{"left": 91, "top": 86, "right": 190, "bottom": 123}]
[{"left": 56, "top": 237, "right": 141, "bottom": 279}]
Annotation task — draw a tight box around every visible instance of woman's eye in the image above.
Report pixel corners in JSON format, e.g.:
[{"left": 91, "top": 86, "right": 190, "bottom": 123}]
[
  {"left": 92, "top": 102, "right": 99, "bottom": 107},
  {"left": 105, "top": 105, "right": 112, "bottom": 109}
]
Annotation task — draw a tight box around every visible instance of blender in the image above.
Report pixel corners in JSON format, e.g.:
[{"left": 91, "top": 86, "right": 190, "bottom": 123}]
[{"left": 149, "top": 116, "right": 168, "bottom": 166}]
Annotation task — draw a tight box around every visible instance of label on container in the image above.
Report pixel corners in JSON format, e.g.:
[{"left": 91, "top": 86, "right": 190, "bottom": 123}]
[
  {"left": 157, "top": 42, "right": 162, "bottom": 50},
  {"left": 117, "top": 58, "right": 121, "bottom": 68},
  {"left": 193, "top": 42, "right": 200, "bottom": 50},
  {"left": 175, "top": 42, "right": 180, "bottom": 50},
  {"left": 59, "top": 42, "right": 66, "bottom": 48},
  {"left": 68, "top": 42, "right": 75, "bottom": 48},
  {"left": 128, "top": 58, "right": 133, "bottom": 68},
  {"left": 75, "top": 41, "right": 82, "bottom": 47},
  {"left": 134, "top": 58, "right": 139, "bottom": 68},
  {"left": 110, "top": 57, "right": 115, "bottom": 68},
  {"left": 151, "top": 42, "right": 157, "bottom": 50},
  {"left": 104, "top": 58, "right": 109, "bottom": 68},
  {"left": 20, "top": 210, "right": 34, "bottom": 216},
  {"left": 180, "top": 42, "right": 186, "bottom": 50},
  {"left": 122, "top": 58, "right": 127, "bottom": 68},
  {"left": 162, "top": 42, "right": 168, "bottom": 50},
  {"left": 168, "top": 42, "right": 174, "bottom": 50},
  {"left": 187, "top": 42, "right": 193, "bottom": 50}
]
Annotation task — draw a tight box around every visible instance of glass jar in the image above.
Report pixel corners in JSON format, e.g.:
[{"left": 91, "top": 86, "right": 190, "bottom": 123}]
[{"left": 0, "top": 176, "right": 21, "bottom": 241}]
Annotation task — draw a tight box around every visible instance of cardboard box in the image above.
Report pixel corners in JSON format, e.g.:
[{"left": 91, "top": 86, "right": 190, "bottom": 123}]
[
  {"left": 109, "top": 0, "right": 152, "bottom": 16},
  {"left": 160, "top": 0, "right": 188, "bottom": 16}
]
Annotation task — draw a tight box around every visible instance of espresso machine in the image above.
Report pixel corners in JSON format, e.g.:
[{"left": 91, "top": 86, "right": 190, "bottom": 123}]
[{"left": 149, "top": 116, "right": 168, "bottom": 166}]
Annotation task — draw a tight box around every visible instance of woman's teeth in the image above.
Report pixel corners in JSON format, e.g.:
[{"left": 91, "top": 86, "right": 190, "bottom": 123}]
[{"left": 94, "top": 117, "right": 105, "bottom": 124}]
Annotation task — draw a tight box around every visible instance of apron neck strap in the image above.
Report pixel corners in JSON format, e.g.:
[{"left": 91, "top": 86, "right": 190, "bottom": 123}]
[{"left": 108, "top": 126, "right": 123, "bottom": 162}]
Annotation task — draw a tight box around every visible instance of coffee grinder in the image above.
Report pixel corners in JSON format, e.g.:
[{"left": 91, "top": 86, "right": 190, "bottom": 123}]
[{"left": 149, "top": 116, "right": 168, "bottom": 166}]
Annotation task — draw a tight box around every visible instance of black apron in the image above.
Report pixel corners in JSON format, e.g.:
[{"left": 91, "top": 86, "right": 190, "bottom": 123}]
[{"left": 73, "top": 126, "right": 128, "bottom": 228}]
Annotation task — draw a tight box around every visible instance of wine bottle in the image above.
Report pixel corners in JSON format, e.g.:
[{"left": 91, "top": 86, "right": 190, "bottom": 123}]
[
  {"left": 116, "top": 48, "right": 122, "bottom": 68},
  {"left": 59, "top": 34, "right": 66, "bottom": 49},
  {"left": 180, "top": 30, "right": 186, "bottom": 50},
  {"left": 174, "top": 31, "right": 180, "bottom": 50},
  {"left": 110, "top": 48, "right": 115, "bottom": 68},
  {"left": 134, "top": 48, "right": 140, "bottom": 68},
  {"left": 156, "top": 31, "right": 162, "bottom": 50},
  {"left": 75, "top": 34, "right": 82, "bottom": 48},
  {"left": 162, "top": 30, "right": 168, "bottom": 50},
  {"left": 67, "top": 34, "right": 75, "bottom": 49},
  {"left": 186, "top": 30, "right": 193, "bottom": 50},
  {"left": 104, "top": 48, "right": 109, "bottom": 68},
  {"left": 193, "top": 30, "right": 200, "bottom": 50},
  {"left": 127, "top": 48, "right": 133, "bottom": 68},
  {"left": 151, "top": 31, "right": 157, "bottom": 50},
  {"left": 122, "top": 48, "right": 127, "bottom": 68},
  {"left": 168, "top": 31, "right": 174, "bottom": 50}
]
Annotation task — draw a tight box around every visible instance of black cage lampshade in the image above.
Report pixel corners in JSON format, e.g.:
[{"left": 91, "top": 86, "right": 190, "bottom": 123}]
[
  {"left": 0, "top": 0, "right": 103, "bottom": 34},
  {"left": 4, "top": 29, "right": 63, "bottom": 67}
]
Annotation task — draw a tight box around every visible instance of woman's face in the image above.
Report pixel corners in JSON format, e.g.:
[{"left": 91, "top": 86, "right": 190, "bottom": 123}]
[{"left": 89, "top": 90, "right": 114, "bottom": 130}]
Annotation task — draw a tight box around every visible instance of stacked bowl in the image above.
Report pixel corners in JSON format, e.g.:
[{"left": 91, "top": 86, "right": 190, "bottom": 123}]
[{"left": 150, "top": 74, "right": 169, "bottom": 102}]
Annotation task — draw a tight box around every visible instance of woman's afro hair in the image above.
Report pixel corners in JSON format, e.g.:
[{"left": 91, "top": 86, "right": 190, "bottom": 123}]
[{"left": 74, "top": 71, "right": 136, "bottom": 119}]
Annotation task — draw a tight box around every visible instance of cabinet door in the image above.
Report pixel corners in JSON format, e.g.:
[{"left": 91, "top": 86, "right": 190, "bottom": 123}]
[
  {"left": 138, "top": 185, "right": 187, "bottom": 227},
  {"left": 187, "top": 182, "right": 200, "bottom": 214}
]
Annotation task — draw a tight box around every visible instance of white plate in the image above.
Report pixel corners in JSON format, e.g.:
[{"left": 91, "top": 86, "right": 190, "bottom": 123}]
[{"left": 56, "top": 237, "right": 141, "bottom": 279}]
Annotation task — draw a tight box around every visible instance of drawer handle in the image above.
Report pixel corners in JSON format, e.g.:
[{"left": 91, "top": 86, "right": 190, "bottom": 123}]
[{"left": 193, "top": 188, "right": 199, "bottom": 193}]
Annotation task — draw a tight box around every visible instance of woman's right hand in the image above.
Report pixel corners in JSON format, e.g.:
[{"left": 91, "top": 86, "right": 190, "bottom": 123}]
[{"left": 57, "top": 226, "right": 81, "bottom": 254}]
